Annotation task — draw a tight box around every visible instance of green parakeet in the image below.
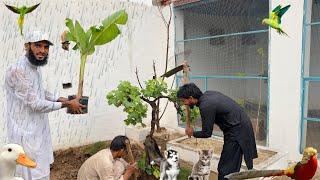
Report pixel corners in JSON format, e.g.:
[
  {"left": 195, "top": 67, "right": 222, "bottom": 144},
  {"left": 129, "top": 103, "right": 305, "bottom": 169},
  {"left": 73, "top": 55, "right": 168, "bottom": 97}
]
[
  {"left": 4, "top": 3, "right": 41, "bottom": 35},
  {"left": 262, "top": 5, "right": 291, "bottom": 36}
]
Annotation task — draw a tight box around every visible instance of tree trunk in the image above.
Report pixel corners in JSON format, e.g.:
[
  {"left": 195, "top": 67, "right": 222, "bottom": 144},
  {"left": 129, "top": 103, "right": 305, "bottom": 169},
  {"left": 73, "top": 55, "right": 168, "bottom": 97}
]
[
  {"left": 155, "top": 106, "right": 162, "bottom": 132},
  {"left": 150, "top": 103, "right": 157, "bottom": 136},
  {"left": 155, "top": 101, "right": 161, "bottom": 131},
  {"left": 156, "top": 118, "right": 160, "bottom": 131}
]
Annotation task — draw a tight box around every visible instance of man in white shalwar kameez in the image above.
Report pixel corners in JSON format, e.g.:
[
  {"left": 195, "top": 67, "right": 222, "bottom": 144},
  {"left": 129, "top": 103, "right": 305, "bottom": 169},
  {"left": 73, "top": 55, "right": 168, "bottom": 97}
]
[{"left": 5, "top": 31, "right": 85, "bottom": 180}]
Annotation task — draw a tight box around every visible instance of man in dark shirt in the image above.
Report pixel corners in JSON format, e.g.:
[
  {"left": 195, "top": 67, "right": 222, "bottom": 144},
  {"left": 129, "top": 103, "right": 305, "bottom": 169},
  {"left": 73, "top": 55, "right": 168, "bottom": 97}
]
[{"left": 177, "top": 83, "right": 258, "bottom": 180}]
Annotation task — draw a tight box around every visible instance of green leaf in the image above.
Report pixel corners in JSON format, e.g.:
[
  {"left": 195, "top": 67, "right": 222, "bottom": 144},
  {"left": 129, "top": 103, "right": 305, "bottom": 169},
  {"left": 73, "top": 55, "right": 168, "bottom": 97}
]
[
  {"left": 66, "top": 32, "right": 76, "bottom": 42},
  {"left": 65, "top": 18, "right": 75, "bottom": 35},
  {"left": 152, "top": 166, "right": 160, "bottom": 178},
  {"left": 74, "top": 21, "right": 88, "bottom": 53},
  {"left": 178, "top": 105, "right": 200, "bottom": 123},
  {"left": 145, "top": 168, "right": 153, "bottom": 175},
  {"left": 106, "top": 81, "right": 147, "bottom": 127},
  {"left": 86, "top": 28, "right": 93, "bottom": 41},
  {"left": 65, "top": 19, "right": 77, "bottom": 43},
  {"left": 87, "top": 46, "right": 95, "bottom": 56},
  {"left": 102, "top": 9, "right": 128, "bottom": 26},
  {"left": 91, "top": 24, "right": 120, "bottom": 46},
  {"left": 89, "top": 25, "right": 100, "bottom": 34},
  {"left": 86, "top": 27, "right": 95, "bottom": 55},
  {"left": 90, "top": 10, "right": 128, "bottom": 46},
  {"left": 137, "top": 153, "right": 146, "bottom": 170},
  {"left": 142, "top": 78, "right": 167, "bottom": 99},
  {"left": 168, "top": 89, "right": 178, "bottom": 102}
]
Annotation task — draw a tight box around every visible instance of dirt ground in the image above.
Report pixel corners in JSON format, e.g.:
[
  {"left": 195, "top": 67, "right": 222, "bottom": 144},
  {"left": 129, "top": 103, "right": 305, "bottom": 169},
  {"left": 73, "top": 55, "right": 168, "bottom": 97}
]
[
  {"left": 50, "top": 130, "right": 189, "bottom": 180},
  {"left": 50, "top": 130, "right": 320, "bottom": 180}
]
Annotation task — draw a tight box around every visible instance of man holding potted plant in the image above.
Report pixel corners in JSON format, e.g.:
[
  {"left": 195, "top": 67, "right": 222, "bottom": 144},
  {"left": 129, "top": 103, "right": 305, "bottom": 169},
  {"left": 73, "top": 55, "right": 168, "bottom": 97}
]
[
  {"left": 4, "top": 30, "right": 85, "bottom": 180},
  {"left": 62, "top": 9, "right": 128, "bottom": 114}
]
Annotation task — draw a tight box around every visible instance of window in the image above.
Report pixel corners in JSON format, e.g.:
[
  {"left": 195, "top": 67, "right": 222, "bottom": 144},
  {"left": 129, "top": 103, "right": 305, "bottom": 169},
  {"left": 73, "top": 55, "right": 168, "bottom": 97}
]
[
  {"left": 301, "top": 0, "right": 320, "bottom": 152},
  {"left": 174, "top": 0, "right": 269, "bottom": 145}
]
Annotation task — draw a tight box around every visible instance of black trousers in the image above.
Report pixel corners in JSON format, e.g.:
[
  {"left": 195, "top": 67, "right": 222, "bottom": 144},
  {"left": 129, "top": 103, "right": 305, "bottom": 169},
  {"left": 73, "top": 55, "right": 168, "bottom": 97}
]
[{"left": 217, "top": 140, "right": 244, "bottom": 180}]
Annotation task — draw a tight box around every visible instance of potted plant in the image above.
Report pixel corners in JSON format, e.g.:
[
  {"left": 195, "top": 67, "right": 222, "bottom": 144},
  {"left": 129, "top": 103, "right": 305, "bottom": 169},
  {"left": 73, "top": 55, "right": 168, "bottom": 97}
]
[{"left": 62, "top": 9, "right": 128, "bottom": 114}]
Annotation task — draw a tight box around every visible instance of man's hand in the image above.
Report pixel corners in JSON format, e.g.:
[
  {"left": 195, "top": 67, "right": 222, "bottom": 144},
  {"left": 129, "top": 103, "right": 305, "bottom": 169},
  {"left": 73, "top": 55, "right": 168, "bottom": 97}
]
[
  {"left": 123, "top": 162, "right": 138, "bottom": 180},
  {"left": 61, "top": 96, "right": 86, "bottom": 114},
  {"left": 127, "top": 162, "right": 138, "bottom": 172},
  {"left": 185, "top": 126, "right": 194, "bottom": 137},
  {"left": 68, "top": 97, "right": 86, "bottom": 114},
  {"left": 57, "top": 97, "right": 68, "bottom": 102}
]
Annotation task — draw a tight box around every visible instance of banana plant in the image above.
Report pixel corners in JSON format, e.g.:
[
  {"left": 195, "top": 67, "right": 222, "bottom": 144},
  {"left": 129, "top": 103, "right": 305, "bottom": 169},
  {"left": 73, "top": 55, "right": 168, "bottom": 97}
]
[{"left": 64, "top": 10, "right": 128, "bottom": 98}]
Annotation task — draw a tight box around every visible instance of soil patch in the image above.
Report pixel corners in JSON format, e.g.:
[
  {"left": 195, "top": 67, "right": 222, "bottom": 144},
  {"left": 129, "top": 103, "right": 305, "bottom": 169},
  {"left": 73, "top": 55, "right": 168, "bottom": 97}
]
[{"left": 50, "top": 130, "right": 188, "bottom": 180}]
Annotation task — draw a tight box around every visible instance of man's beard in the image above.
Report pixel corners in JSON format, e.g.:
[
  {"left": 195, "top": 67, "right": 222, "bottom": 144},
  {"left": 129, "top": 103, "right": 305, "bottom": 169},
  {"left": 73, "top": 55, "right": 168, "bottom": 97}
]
[{"left": 26, "top": 49, "right": 48, "bottom": 66}]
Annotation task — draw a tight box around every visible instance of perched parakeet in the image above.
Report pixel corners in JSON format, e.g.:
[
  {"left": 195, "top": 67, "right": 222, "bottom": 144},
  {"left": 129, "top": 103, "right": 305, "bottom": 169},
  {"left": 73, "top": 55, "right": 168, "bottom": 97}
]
[
  {"left": 262, "top": 5, "right": 291, "bottom": 36},
  {"left": 4, "top": 3, "right": 41, "bottom": 35}
]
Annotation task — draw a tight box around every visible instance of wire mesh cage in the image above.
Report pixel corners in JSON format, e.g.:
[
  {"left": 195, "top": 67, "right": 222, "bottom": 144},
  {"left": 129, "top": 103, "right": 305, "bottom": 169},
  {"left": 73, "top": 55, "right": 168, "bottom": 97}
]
[
  {"left": 174, "top": 0, "right": 269, "bottom": 145},
  {"left": 301, "top": 0, "right": 320, "bottom": 152}
]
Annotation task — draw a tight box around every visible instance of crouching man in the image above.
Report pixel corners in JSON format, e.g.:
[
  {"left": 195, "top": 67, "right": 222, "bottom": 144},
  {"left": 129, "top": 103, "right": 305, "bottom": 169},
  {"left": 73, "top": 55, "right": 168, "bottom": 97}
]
[{"left": 77, "top": 136, "right": 138, "bottom": 180}]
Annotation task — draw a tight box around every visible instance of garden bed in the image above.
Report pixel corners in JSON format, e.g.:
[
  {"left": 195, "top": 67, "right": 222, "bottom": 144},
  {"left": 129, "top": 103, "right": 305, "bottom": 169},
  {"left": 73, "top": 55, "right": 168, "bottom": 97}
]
[
  {"left": 50, "top": 129, "right": 189, "bottom": 179},
  {"left": 50, "top": 131, "right": 320, "bottom": 180}
]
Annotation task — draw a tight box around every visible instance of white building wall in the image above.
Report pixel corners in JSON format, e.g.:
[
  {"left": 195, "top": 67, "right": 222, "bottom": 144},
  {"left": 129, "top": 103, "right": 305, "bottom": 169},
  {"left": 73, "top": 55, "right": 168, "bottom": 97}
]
[
  {"left": 268, "top": 0, "right": 304, "bottom": 160},
  {"left": 0, "top": 0, "right": 176, "bottom": 150},
  {"left": 0, "top": 0, "right": 312, "bottom": 160}
]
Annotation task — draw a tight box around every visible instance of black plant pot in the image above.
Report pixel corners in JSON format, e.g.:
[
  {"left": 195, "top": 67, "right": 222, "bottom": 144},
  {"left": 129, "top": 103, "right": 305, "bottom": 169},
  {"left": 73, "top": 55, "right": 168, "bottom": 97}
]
[{"left": 67, "top": 95, "right": 89, "bottom": 114}]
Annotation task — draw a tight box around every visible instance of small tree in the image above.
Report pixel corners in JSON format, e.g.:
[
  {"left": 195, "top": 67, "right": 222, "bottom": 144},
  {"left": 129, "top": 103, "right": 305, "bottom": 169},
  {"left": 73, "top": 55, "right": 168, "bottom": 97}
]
[
  {"left": 107, "top": 78, "right": 177, "bottom": 136},
  {"left": 63, "top": 10, "right": 128, "bottom": 113},
  {"left": 106, "top": 76, "right": 199, "bottom": 137}
]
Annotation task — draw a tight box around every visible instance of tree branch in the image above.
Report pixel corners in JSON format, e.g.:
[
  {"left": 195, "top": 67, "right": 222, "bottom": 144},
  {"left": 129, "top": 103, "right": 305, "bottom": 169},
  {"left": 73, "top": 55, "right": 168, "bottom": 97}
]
[
  {"left": 163, "top": 6, "right": 172, "bottom": 79},
  {"left": 153, "top": 61, "right": 157, "bottom": 79},
  {"left": 168, "top": 6, "right": 172, "bottom": 29},
  {"left": 141, "top": 96, "right": 152, "bottom": 105},
  {"left": 159, "top": 76, "right": 176, "bottom": 120},
  {"left": 135, "top": 67, "right": 143, "bottom": 89},
  {"left": 158, "top": 6, "right": 168, "bottom": 27}
]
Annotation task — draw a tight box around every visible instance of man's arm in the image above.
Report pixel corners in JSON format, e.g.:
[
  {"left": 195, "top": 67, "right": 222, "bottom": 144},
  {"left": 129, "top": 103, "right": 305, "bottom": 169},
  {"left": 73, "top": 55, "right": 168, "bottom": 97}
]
[
  {"left": 44, "top": 90, "right": 59, "bottom": 102},
  {"left": 45, "top": 89, "right": 70, "bottom": 103},
  {"left": 8, "top": 68, "right": 61, "bottom": 113},
  {"left": 96, "top": 159, "right": 136, "bottom": 180},
  {"left": 193, "top": 106, "right": 215, "bottom": 138},
  {"left": 57, "top": 97, "right": 68, "bottom": 102}
]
